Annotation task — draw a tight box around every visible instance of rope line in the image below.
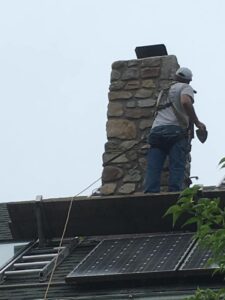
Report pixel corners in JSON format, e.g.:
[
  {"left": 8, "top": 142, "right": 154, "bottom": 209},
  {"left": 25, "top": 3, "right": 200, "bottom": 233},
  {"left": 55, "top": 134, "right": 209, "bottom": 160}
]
[
  {"left": 43, "top": 176, "right": 101, "bottom": 299},
  {"left": 102, "top": 137, "right": 146, "bottom": 166},
  {"left": 43, "top": 137, "right": 146, "bottom": 299}
]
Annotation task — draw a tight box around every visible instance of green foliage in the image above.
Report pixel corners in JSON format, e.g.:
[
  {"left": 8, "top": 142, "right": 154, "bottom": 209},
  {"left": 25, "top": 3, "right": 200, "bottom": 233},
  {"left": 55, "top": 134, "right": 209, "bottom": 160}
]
[
  {"left": 165, "top": 181, "right": 225, "bottom": 299},
  {"left": 219, "top": 157, "right": 225, "bottom": 169},
  {"left": 165, "top": 185, "right": 225, "bottom": 272},
  {"left": 186, "top": 288, "right": 225, "bottom": 300}
]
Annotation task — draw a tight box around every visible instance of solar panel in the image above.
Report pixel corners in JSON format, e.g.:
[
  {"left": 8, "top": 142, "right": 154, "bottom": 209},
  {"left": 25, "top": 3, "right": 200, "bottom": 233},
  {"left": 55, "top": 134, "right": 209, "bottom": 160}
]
[
  {"left": 66, "top": 233, "right": 194, "bottom": 283},
  {"left": 180, "top": 242, "right": 215, "bottom": 270}
]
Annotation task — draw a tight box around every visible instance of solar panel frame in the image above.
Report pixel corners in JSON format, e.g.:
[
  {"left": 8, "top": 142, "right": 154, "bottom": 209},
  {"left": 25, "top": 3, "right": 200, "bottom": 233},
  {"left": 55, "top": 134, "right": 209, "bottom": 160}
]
[
  {"left": 180, "top": 242, "right": 216, "bottom": 271},
  {"left": 66, "top": 233, "right": 195, "bottom": 284}
]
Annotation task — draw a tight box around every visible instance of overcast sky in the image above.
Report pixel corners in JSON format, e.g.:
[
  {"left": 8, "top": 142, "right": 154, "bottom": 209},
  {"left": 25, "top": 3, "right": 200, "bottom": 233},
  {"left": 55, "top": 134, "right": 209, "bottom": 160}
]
[{"left": 0, "top": 0, "right": 224, "bottom": 203}]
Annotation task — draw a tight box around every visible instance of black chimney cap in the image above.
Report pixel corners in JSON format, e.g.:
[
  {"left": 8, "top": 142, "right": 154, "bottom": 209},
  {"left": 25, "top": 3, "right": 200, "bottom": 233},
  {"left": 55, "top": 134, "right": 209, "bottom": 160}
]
[{"left": 135, "top": 44, "right": 168, "bottom": 59}]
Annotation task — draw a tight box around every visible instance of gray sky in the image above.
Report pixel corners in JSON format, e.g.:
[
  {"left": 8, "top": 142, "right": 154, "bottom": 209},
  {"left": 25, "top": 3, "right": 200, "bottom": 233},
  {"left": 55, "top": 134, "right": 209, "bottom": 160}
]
[{"left": 0, "top": 0, "right": 224, "bottom": 203}]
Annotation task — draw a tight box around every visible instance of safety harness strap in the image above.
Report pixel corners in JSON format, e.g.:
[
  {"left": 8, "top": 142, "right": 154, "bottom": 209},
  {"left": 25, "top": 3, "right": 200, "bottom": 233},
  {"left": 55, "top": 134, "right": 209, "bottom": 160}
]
[{"left": 157, "top": 101, "right": 173, "bottom": 111}]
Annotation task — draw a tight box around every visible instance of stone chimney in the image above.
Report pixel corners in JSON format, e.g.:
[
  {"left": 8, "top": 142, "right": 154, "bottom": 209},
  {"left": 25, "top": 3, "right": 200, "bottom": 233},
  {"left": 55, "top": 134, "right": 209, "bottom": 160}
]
[{"left": 100, "top": 55, "right": 190, "bottom": 196}]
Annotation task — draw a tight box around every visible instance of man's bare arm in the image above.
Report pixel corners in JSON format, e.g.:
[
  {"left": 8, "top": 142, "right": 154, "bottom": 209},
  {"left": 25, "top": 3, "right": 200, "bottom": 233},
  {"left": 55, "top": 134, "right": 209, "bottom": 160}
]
[{"left": 181, "top": 94, "right": 206, "bottom": 131}]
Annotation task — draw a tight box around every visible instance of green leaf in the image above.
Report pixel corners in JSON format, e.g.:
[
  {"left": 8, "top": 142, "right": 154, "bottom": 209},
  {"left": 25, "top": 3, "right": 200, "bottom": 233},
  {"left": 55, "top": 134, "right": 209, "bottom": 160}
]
[
  {"left": 179, "top": 185, "right": 201, "bottom": 198},
  {"left": 164, "top": 204, "right": 180, "bottom": 216},
  {"left": 182, "top": 216, "right": 199, "bottom": 227},
  {"left": 164, "top": 204, "right": 183, "bottom": 227},
  {"left": 165, "top": 160, "right": 225, "bottom": 299},
  {"left": 219, "top": 157, "right": 225, "bottom": 168}
]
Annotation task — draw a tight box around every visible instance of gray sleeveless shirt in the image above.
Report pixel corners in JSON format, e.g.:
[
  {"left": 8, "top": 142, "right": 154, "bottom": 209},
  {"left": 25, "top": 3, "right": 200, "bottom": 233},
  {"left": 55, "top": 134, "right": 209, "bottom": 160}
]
[{"left": 152, "top": 82, "right": 195, "bottom": 129}]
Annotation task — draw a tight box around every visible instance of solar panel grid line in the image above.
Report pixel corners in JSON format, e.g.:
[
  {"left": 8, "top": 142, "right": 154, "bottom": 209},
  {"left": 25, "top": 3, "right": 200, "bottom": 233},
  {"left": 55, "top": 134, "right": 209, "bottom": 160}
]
[
  {"left": 73, "top": 237, "right": 150, "bottom": 276},
  {"left": 71, "top": 239, "right": 129, "bottom": 276},
  {"left": 90, "top": 240, "right": 122, "bottom": 275},
  {"left": 69, "top": 241, "right": 102, "bottom": 275},
  {"left": 179, "top": 241, "right": 199, "bottom": 270},
  {"left": 130, "top": 236, "right": 168, "bottom": 273},
  {"left": 180, "top": 241, "right": 214, "bottom": 271},
  {"left": 127, "top": 237, "right": 158, "bottom": 273},
  {"left": 118, "top": 238, "right": 154, "bottom": 274},
  {"left": 134, "top": 236, "right": 174, "bottom": 273},
  {"left": 89, "top": 239, "right": 140, "bottom": 275},
  {"left": 151, "top": 237, "right": 178, "bottom": 272},
  {"left": 152, "top": 234, "right": 193, "bottom": 272},
  {"left": 67, "top": 233, "right": 196, "bottom": 283},
  {"left": 93, "top": 239, "right": 133, "bottom": 275},
  {"left": 75, "top": 234, "right": 177, "bottom": 275},
  {"left": 106, "top": 239, "right": 141, "bottom": 274},
  {"left": 172, "top": 236, "right": 197, "bottom": 271}
]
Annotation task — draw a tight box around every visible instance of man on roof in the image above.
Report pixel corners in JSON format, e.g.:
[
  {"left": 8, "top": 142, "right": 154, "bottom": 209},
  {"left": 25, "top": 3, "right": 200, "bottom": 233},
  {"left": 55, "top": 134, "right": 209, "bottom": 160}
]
[{"left": 144, "top": 67, "right": 206, "bottom": 193}]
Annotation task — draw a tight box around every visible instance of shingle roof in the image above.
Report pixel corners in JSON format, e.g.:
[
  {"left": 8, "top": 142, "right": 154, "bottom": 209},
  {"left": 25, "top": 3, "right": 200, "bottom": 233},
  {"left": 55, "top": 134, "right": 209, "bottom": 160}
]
[
  {"left": 0, "top": 240, "right": 222, "bottom": 300},
  {"left": 1, "top": 189, "right": 225, "bottom": 299},
  {"left": 0, "top": 203, "right": 12, "bottom": 241},
  {"left": 0, "top": 235, "right": 224, "bottom": 299}
]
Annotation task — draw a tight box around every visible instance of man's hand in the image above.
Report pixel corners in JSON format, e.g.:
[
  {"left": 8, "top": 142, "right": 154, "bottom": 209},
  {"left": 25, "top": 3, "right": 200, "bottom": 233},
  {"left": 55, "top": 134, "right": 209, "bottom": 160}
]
[{"left": 195, "top": 121, "right": 206, "bottom": 131}]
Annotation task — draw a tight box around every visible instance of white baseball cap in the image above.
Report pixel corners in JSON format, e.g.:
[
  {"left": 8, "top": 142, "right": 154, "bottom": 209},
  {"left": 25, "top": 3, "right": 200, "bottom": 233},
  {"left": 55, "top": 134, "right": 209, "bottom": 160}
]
[{"left": 175, "top": 67, "right": 193, "bottom": 81}]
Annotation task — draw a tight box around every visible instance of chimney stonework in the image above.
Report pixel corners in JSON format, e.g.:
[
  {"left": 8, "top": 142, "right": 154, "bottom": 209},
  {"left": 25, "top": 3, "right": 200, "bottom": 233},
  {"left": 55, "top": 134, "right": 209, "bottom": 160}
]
[{"left": 101, "top": 55, "right": 189, "bottom": 196}]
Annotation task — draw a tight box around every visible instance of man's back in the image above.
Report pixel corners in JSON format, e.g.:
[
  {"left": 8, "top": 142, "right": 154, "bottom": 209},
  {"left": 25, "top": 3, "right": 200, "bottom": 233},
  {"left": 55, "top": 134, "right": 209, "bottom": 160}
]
[{"left": 152, "top": 82, "right": 195, "bottom": 129}]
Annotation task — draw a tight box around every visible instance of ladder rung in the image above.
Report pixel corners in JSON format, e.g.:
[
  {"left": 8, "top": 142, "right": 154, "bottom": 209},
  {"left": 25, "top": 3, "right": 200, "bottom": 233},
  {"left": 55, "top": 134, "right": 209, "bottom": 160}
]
[
  {"left": 14, "top": 261, "right": 50, "bottom": 269},
  {"left": 54, "top": 246, "right": 65, "bottom": 250},
  {"left": 5, "top": 269, "right": 42, "bottom": 276},
  {"left": 22, "top": 253, "right": 57, "bottom": 260},
  {"left": 30, "top": 246, "right": 65, "bottom": 255}
]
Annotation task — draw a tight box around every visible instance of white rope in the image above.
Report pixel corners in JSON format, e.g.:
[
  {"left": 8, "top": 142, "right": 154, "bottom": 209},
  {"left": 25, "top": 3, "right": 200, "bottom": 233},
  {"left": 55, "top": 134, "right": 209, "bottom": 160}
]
[
  {"left": 43, "top": 137, "right": 144, "bottom": 298},
  {"left": 43, "top": 176, "right": 101, "bottom": 299}
]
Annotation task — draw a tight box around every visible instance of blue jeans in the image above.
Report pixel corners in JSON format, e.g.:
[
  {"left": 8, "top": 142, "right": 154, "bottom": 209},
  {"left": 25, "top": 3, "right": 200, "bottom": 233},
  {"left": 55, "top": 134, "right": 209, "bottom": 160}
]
[{"left": 144, "top": 125, "right": 189, "bottom": 193}]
